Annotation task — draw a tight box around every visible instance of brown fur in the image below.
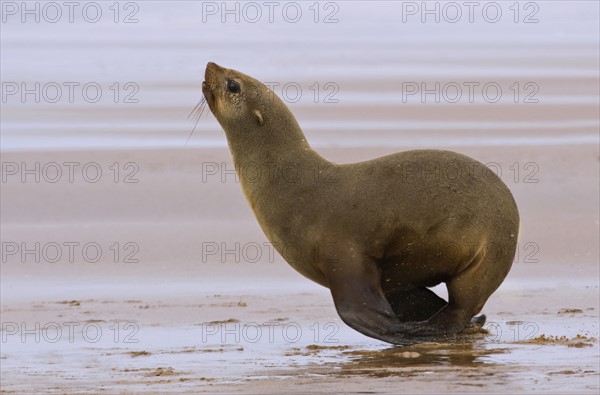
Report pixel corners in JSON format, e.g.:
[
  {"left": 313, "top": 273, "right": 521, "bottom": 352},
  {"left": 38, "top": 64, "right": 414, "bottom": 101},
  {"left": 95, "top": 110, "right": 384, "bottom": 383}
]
[{"left": 202, "top": 62, "right": 519, "bottom": 345}]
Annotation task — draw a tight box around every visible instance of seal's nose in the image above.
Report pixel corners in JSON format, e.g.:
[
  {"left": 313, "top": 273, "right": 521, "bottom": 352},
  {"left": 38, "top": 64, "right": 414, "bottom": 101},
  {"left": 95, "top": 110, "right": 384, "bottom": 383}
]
[
  {"left": 205, "top": 62, "right": 224, "bottom": 78},
  {"left": 205, "top": 62, "right": 218, "bottom": 82}
]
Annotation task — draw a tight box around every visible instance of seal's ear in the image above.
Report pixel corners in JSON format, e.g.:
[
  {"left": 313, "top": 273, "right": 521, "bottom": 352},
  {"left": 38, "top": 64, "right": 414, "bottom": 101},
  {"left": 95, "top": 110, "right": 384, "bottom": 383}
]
[{"left": 253, "top": 109, "right": 263, "bottom": 125}]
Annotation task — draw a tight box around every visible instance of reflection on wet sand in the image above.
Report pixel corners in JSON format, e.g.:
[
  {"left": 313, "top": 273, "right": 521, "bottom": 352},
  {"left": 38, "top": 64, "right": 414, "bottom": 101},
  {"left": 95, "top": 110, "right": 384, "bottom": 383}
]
[
  {"left": 340, "top": 342, "right": 508, "bottom": 372},
  {"left": 274, "top": 338, "right": 510, "bottom": 379}
]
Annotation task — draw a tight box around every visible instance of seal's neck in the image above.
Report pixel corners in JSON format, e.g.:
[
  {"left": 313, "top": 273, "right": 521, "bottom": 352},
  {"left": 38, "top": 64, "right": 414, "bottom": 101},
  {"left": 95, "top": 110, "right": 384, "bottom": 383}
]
[
  {"left": 228, "top": 121, "right": 312, "bottom": 164},
  {"left": 224, "top": 108, "right": 328, "bottom": 184},
  {"left": 222, "top": 105, "right": 330, "bottom": 215}
]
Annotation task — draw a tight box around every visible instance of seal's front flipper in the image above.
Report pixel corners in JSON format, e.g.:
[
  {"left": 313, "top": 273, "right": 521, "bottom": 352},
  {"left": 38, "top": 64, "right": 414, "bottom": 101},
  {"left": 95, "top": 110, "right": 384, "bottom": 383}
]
[
  {"left": 384, "top": 288, "right": 447, "bottom": 322},
  {"left": 323, "top": 254, "right": 414, "bottom": 345}
]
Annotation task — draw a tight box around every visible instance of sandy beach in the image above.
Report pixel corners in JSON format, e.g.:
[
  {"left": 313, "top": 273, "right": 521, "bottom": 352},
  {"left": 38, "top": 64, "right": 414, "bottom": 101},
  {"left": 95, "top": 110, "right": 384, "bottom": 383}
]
[{"left": 1, "top": 1, "right": 599, "bottom": 393}]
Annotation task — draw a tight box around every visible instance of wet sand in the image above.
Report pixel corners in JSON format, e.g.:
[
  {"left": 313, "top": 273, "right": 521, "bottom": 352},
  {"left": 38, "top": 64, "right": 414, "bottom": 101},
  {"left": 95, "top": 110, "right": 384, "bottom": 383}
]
[{"left": 1, "top": 275, "right": 598, "bottom": 394}]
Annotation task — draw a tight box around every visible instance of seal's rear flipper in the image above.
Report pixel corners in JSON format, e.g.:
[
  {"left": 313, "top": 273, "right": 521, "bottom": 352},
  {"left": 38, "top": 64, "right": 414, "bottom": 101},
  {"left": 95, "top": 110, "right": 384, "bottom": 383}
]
[
  {"left": 459, "top": 314, "right": 487, "bottom": 335},
  {"left": 471, "top": 314, "right": 486, "bottom": 327}
]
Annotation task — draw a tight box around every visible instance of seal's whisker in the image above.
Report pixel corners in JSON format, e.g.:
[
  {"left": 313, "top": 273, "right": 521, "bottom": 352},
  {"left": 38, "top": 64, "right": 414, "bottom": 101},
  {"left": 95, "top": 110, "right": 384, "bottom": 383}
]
[
  {"left": 185, "top": 96, "right": 207, "bottom": 146},
  {"left": 194, "top": 98, "right": 209, "bottom": 125},
  {"left": 187, "top": 98, "right": 204, "bottom": 119},
  {"left": 198, "top": 98, "right": 208, "bottom": 118},
  {"left": 193, "top": 104, "right": 203, "bottom": 122}
]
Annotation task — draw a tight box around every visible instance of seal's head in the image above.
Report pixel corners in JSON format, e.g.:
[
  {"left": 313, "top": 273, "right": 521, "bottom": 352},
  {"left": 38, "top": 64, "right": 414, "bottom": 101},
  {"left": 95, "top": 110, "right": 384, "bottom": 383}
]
[
  {"left": 202, "top": 62, "right": 271, "bottom": 131},
  {"left": 200, "top": 62, "right": 314, "bottom": 238},
  {"left": 201, "top": 62, "right": 307, "bottom": 156}
]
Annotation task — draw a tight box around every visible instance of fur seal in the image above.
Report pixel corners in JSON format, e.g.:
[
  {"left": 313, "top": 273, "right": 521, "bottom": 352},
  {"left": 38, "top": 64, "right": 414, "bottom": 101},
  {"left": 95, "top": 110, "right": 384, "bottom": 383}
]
[{"left": 201, "top": 62, "right": 519, "bottom": 345}]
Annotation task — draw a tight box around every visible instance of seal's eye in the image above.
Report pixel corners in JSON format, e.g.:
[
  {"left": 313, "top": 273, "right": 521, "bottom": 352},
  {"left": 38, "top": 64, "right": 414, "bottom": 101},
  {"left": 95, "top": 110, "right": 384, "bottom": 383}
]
[{"left": 227, "top": 80, "right": 240, "bottom": 93}]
